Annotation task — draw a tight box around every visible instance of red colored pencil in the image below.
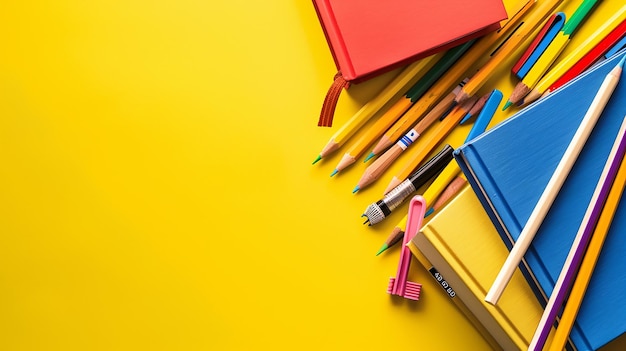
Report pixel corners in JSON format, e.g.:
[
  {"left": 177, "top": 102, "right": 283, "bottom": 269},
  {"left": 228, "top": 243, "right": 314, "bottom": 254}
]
[{"left": 546, "top": 19, "right": 626, "bottom": 95}]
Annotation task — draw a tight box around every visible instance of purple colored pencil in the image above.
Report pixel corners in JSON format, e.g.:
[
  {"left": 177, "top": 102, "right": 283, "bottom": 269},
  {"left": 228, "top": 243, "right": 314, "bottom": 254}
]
[{"left": 529, "top": 116, "right": 626, "bottom": 350}]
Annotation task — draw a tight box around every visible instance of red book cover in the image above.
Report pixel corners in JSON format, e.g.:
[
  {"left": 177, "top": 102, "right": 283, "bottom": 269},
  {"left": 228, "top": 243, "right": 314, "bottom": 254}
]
[
  {"left": 312, "top": 0, "right": 507, "bottom": 126},
  {"left": 313, "top": 0, "right": 508, "bottom": 83}
]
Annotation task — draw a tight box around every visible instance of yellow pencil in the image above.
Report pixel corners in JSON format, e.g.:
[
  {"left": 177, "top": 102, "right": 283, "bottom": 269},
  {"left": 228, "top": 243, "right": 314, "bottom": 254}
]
[
  {"left": 383, "top": 97, "right": 477, "bottom": 195},
  {"left": 455, "top": 0, "right": 565, "bottom": 104},
  {"left": 504, "top": 0, "right": 601, "bottom": 109},
  {"left": 328, "top": 54, "right": 443, "bottom": 174},
  {"left": 366, "top": 0, "right": 536, "bottom": 159},
  {"left": 353, "top": 84, "right": 462, "bottom": 192},
  {"left": 547, "top": 129, "right": 626, "bottom": 351},
  {"left": 522, "top": 5, "right": 626, "bottom": 106},
  {"left": 311, "top": 55, "right": 440, "bottom": 165},
  {"left": 506, "top": 34, "right": 570, "bottom": 107}
]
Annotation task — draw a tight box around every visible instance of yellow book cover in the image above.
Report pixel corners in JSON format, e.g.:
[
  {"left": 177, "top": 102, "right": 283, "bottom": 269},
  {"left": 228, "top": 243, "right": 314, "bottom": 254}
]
[
  {"left": 407, "top": 241, "right": 501, "bottom": 351},
  {"left": 411, "top": 185, "right": 558, "bottom": 351}
]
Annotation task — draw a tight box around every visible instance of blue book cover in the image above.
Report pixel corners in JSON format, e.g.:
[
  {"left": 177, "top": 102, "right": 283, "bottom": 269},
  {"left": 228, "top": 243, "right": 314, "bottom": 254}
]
[{"left": 454, "top": 50, "right": 626, "bottom": 351}]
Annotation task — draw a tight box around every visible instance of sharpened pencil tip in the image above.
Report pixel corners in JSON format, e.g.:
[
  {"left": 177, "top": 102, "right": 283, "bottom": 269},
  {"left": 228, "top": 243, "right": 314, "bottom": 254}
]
[
  {"left": 352, "top": 185, "right": 360, "bottom": 194},
  {"left": 330, "top": 169, "right": 338, "bottom": 177},
  {"left": 312, "top": 155, "right": 322, "bottom": 165},
  {"left": 618, "top": 54, "right": 626, "bottom": 69},
  {"left": 376, "top": 244, "right": 389, "bottom": 256},
  {"left": 424, "top": 207, "right": 434, "bottom": 218},
  {"left": 460, "top": 112, "right": 472, "bottom": 125},
  {"left": 502, "top": 100, "right": 512, "bottom": 111},
  {"left": 364, "top": 152, "right": 375, "bottom": 162}
]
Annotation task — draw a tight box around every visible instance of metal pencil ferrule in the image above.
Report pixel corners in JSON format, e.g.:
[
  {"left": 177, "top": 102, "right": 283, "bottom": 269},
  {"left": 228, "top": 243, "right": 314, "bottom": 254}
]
[{"left": 383, "top": 180, "right": 416, "bottom": 211}]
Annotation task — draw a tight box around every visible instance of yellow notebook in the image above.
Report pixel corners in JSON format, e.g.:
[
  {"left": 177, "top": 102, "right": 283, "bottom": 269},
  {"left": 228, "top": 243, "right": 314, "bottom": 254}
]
[
  {"left": 409, "top": 185, "right": 559, "bottom": 351},
  {"left": 408, "top": 243, "right": 501, "bottom": 351}
]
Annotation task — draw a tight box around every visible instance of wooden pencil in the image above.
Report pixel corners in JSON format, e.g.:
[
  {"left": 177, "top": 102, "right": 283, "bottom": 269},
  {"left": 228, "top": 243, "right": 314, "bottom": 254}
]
[
  {"left": 366, "top": 0, "right": 536, "bottom": 159},
  {"left": 312, "top": 55, "right": 440, "bottom": 164},
  {"left": 485, "top": 53, "right": 625, "bottom": 305},
  {"left": 522, "top": 7, "right": 626, "bottom": 105},
  {"left": 427, "top": 176, "right": 467, "bottom": 217},
  {"left": 511, "top": 12, "right": 563, "bottom": 79},
  {"left": 503, "top": 0, "right": 600, "bottom": 109},
  {"left": 542, "top": 17, "right": 626, "bottom": 101},
  {"left": 455, "top": 0, "right": 564, "bottom": 104},
  {"left": 354, "top": 96, "right": 476, "bottom": 193},
  {"left": 382, "top": 97, "right": 477, "bottom": 195},
  {"left": 354, "top": 86, "right": 461, "bottom": 191},
  {"left": 322, "top": 54, "right": 442, "bottom": 171},
  {"left": 529, "top": 115, "right": 626, "bottom": 351},
  {"left": 376, "top": 215, "right": 408, "bottom": 255},
  {"left": 460, "top": 91, "right": 488, "bottom": 124},
  {"left": 547, "top": 119, "right": 626, "bottom": 351}
]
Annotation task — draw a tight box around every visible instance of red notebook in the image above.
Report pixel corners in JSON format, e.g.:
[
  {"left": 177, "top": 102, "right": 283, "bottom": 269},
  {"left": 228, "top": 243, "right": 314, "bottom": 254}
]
[{"left": 313, "top": 0, "right": 507, "bottom": 126}]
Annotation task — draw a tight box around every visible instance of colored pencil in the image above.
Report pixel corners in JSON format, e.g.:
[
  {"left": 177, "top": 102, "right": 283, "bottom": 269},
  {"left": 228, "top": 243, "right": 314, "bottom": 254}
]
[
  {"left": 377, "top": 215, "right": 408, "bottom": 256},
  {"left": 421, "top": 89, "right": 501, "bottom": 218},
  {"left": 328, "top": 53, "right": 452, "bottom": 175},
  {"left": 529, "top": 115, "right": 626, "bottom": 351},
  {"left": 374, "top": 89, "right": 500, "bottom": 254},
  {"left": 355, "top": 85, "right": 462, "bottom": 191},
  {"left": 365, "top": 0, "right": 536, "bottom": 160},
  {"left": 425, "top": 176, "right": 467, "bottom": 218},
  {"left": 547, "top": 120, "right": 626, "bottom": 351},
  {"left": 522, "top": 7, "right": 626, "bottom": 105},
  {"left": 604, "top": 33, "right": 626, "bottom": 59},
  {"left": 459, "top": 88, "right": 489, "bottom": 124},
  {"left": 485, "top": 54, "right": 625, "bottom": 305},
  {"left": 313, "top": 53, "right": 442, "bottom": 165},
  {"left": 455, "top": 0, "right": 564, "bottom": 104},
  {"left": 543, "top": 18, "right": 626, "bottom": 100},
  {"left": 335, "top": 42, "right": 471, "bottom": 170},
  {"left": 504, "top": 0, "right": 600, "bottom": 109},
  {"left": 382, "top": 97, "right": 477, "bottom": 195},
  {"left": 511, "top": 12, "right": 565, "bottom": 80}
]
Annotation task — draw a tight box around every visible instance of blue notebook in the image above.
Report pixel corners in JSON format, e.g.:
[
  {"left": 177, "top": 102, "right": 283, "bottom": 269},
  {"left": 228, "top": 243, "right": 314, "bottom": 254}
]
[{"left": 454, "top": 50, "right": 626, "bottom": 351}]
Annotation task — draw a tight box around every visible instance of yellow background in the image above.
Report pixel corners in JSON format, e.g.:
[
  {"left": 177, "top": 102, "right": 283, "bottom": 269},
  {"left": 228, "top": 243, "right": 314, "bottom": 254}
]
[{"left": 0, "top": 0, "right": 624, "bottom": 350}]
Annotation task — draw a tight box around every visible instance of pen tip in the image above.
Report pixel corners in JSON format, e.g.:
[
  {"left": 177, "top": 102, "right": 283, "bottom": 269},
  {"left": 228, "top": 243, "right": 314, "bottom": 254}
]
[
  {"left": 376, "top": 244, "right": 389, "bottom": 256},
  {"left": 424, "top": 207, "right": 434, "bottom": 218},
  {"left": 330, "top": 169, "right": 338, "bottom": 177},
  {"left": 363, "top": 152, "right": 376, "bottom": 163},
  {"left": 312, "top": 155, "right": 322, "bottom": 165},
  {"left": 352, "top": 185, "right": 360, "bottom": 194},
  {"left": 502, "top": 100, "right": 512, "bottom": 111}
]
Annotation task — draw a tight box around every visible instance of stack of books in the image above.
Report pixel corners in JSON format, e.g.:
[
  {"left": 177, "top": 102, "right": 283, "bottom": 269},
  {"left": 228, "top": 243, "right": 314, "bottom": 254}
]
[{"left": 410, "top": 51, "right": 626, "bottom": 350}]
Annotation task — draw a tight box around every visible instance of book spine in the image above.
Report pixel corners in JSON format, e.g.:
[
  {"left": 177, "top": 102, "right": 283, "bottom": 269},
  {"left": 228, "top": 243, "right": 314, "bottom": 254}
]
[
  {"left": 453, "top": 147, "right": 509, "bottom": 238},
  {"left": 311, "top": 0, "right": 355, "bottom": 80},
  {"left": 454, "top": 147, "right": 552, "bottom": 310}
]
